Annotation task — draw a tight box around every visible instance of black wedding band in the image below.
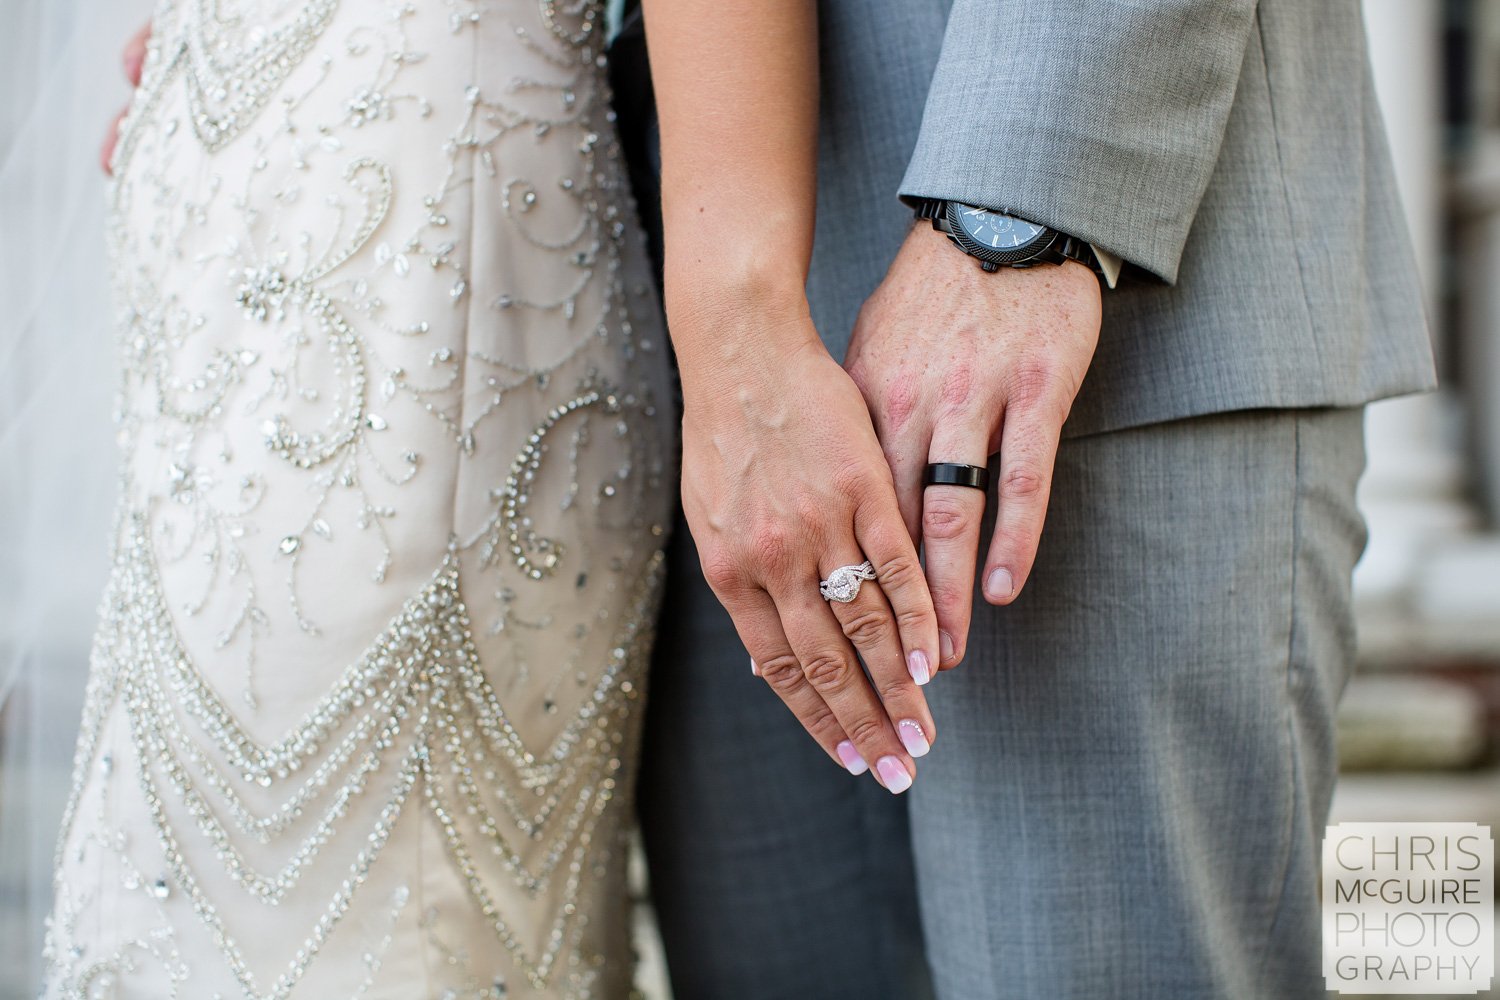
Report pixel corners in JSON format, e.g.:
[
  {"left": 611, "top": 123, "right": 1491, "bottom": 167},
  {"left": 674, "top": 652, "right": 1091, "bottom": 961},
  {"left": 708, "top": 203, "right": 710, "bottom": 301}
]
[{"left": 924, "top": 462, "right": 990, "bottom": 492}]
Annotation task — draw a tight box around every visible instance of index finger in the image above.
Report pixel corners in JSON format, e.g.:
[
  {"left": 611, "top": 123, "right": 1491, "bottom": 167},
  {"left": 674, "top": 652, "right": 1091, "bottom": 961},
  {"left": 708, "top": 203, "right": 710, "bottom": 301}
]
[
  {"left": 982, "top": 403, "right": 1064, "bottom": 605},
  {"left": 920, "top": 425, "right": 992, "bottom": 669}
]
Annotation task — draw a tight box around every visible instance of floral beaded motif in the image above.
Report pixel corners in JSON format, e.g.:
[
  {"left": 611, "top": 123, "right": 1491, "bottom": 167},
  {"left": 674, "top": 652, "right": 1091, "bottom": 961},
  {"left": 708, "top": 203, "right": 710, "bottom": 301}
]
[{"left": 46, "top": 0, "right": 674, "bottom": 997}]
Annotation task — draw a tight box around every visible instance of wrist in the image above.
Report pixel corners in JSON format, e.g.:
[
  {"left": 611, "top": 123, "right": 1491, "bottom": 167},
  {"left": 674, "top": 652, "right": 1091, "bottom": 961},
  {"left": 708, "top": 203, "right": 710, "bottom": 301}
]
[
  {"left": 910, "top": 199, "right": 1106, "bottom": 282},
  {"left": 906, "top": 222, "right": 1102, "bottom": 295},
  {"left": 660, "top": 199, "right": 811, "bottom": 327},
  {"left": 674, "top": 308, "right": 823, "bottom": 416},
  {"left": 665, "top": 255, "right": 821, "bottom": 400},
  {"left": 664, "top": 250, "right": 809, "bottom": 328}
]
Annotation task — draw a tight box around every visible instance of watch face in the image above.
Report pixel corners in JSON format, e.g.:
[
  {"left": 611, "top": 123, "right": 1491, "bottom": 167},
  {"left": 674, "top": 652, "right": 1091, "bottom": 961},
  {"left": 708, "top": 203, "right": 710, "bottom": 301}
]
[{"left": 954, "top": 205, "right": 1045, "bottom": 250}]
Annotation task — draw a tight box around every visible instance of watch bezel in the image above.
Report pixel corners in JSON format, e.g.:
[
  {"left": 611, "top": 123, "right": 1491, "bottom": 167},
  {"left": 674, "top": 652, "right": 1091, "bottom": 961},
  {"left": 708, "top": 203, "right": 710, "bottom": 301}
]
[{"left": 943, "top": 202, "right": 1056, "bottom": 266}]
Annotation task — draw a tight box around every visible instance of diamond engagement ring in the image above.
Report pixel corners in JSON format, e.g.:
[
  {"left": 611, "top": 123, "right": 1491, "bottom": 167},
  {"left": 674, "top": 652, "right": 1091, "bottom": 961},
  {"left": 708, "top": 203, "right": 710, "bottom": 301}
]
[{"left": 819, "top": 561, "right": 878, "bottom": 603}]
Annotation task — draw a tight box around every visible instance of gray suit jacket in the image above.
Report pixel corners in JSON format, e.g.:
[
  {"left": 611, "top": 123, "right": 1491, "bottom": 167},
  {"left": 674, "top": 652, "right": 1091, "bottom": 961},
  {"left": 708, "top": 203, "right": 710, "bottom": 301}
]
[{"left": 811, "top": 0, "right": 1437, "bottom": 437}]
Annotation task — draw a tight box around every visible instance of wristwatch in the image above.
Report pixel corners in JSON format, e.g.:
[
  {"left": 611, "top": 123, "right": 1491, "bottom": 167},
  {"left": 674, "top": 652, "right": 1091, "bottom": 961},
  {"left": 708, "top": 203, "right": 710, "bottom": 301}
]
[{"left": 913, "top": 199, "right": 1101, "bottom": 276}]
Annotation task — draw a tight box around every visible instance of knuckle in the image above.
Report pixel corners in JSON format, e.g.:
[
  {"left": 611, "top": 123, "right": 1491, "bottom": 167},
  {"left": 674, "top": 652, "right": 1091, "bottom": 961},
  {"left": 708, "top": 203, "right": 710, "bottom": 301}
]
[
  {"left": 698, "top": 550, "right": 744, "bottom": 594},
  {"left": 801, "top": 651, "right": 855, "bottom": 691},
  {"left": 990, "top": 526, "right": 1038, "bottom": 567},
  {"left": 838, "top": 606, "right": 892, "bottom": 648},
  {"left": 757, "top": 653, "right": 804, "bottom": 691},
  {"left": 1000, "top": 465, "right": 1047, "bottom": 502},
  {"left": 882, "top": 380, "right": 920, "bottom": 433},
  {"left": 894, "top": 602, "right": 934, "bottom": 636},
  {"left": 845, "top": 715, "right": 887, "bottom": 747},
  {"left": 937, "top": 359, "right": 976, "bottom": 408},
  {"left": 929, "top": 580, "right": 971, "bottom": 617},
  {"left": 1005, "top": 363, "right": 1075, "bottom": 424},
  {"left": 792, "top": 493, "right": 829, "bottom": 532},
  {"left": 876, "top": 552, "right": 923, "bottom": 593},
  {"left": 746, "top": 524, "right": 794, "bottom": 575},
  {"left": 830, "top": 460, "right": 874, "bottom": 499},
  {"left": 800, "top": 703, "right": 839, "bottom": 738},
  {"left": 921, "top": 495, "right": 972, "bottom": 541},
  {"left": 1004, "top": 362, "right": 1066, "bottom": 406},
  {"left": 875, "top": 674, "right": 913, "bottom": 704}
]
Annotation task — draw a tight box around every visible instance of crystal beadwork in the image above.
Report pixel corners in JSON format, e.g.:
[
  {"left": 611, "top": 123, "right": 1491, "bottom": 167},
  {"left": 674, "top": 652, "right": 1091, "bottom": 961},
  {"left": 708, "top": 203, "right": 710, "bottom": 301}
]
[{"left": 45, "top": 0, "right": 675, "bottom": 996}]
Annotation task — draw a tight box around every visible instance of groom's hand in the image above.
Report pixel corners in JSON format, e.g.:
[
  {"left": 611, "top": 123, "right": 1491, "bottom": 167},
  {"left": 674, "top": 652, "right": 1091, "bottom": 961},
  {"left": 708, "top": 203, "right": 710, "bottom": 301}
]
[{"left": 845, "top": 222, "right": 1102, "bottom": 670}]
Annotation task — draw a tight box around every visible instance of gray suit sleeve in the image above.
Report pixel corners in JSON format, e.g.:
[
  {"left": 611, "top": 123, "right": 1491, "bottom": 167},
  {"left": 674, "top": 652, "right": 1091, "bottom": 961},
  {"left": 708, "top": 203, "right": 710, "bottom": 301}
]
[{"left": 898, "top": 1, "right": 1258, "bottom": 284}]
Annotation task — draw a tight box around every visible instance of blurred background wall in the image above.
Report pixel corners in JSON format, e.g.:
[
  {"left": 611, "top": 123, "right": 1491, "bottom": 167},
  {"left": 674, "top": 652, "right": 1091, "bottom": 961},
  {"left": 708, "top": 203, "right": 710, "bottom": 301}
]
[
  {"left": 0, "top": 2, "right": 1497, "bottom": 999},
  {"left": 1336, "top": 1, "right": 1500, "bottom": 819}
]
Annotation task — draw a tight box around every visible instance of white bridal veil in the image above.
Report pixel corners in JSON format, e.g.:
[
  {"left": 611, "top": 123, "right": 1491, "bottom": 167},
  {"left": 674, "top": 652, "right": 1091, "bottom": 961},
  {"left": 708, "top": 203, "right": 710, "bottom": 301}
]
[{"left": 0, "top": 0, "right": 151, "bottom": 992}]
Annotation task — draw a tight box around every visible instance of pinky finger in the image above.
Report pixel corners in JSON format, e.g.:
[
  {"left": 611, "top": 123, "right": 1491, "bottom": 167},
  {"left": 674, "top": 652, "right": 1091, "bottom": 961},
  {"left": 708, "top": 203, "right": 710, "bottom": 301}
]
[{"left": 724, "top": 588, "right": 867, "bottom": 775}]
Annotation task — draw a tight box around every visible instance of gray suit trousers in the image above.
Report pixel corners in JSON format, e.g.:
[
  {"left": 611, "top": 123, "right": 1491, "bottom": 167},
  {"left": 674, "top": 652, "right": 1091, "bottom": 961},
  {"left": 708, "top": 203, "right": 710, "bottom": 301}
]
[{"left": 638, "top": 405, "right": 1366, "bottom": 999}]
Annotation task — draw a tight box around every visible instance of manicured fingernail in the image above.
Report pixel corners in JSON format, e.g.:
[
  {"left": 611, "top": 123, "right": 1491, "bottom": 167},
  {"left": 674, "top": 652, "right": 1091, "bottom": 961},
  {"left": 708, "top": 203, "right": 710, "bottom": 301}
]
[
  {"left": 907, "top": 650, "right": 931, "bottom": 686},
  {"left": 836, "top": 740, "right": 869, "bottom": 776},
  {"left": 986, "top": 567, "right": 1014, "bottom": 601},
  {"left": 875, "top": 756, "right": 913, "bottom": 794},
  {"left": 751, "top": 658, "right": 759, "bottom": 676},
  {"left": 898, "top": 720, "right": 930, "bottom": 758},
  {"left": 939, "top": 631, "right": 955, "bottom": 663}
]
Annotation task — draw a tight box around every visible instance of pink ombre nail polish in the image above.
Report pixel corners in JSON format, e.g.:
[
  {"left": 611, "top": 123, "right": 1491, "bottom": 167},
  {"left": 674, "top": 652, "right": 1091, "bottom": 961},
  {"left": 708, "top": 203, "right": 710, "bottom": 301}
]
[
  {"left": 898, "top": 720, "right": 930, "bottom": 758},
  {"left": 907, "top": 650, "right": 931, "bottom": 686},
  {"left": 875, "top": 756, "right": 913, "bottom": 794},
  {"left": 836, "top": 740, "right": 869, "bottom": 776}
]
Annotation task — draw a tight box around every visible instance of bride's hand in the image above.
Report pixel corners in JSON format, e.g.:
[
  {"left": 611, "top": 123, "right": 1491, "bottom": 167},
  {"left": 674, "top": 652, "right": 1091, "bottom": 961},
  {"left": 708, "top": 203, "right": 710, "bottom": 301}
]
[
  {"left": 101, "top": 21, "right": 151, "bottom": 176},
  {"left": 676, "top": 305, "right": 940, "bottom": 793}
]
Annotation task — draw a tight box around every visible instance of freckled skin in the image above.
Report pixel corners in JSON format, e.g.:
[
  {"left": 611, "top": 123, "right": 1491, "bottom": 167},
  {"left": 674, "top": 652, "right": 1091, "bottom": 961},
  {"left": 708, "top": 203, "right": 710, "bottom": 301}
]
[
  {"left": 882, "top": 379, "right": 919, "bottom": 434},
  {"left": 844, "top": 222, "right": 1102, "bottom": 669},
  {"left": 938, "top": 362, "right": 975, "bottom": 411}
]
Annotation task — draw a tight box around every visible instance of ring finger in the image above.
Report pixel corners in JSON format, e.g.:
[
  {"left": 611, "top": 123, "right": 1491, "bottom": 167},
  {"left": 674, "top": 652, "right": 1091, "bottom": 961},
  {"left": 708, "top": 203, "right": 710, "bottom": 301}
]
[
  {"left": 819, "top": 550, "right": 935, "bottom": 762},
  {"left": 922, "top": 422, "right": 993, "bottom": 669}
]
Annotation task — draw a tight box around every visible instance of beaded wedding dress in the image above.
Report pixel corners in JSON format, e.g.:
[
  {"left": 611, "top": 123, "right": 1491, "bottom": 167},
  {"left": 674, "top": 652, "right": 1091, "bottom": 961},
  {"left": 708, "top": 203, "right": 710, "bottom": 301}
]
[{"left": 42, "top": 1, "right": 675, "bottom": 997}]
